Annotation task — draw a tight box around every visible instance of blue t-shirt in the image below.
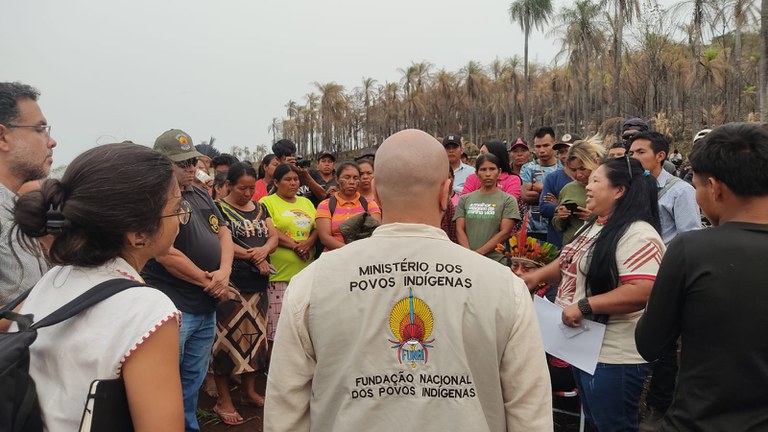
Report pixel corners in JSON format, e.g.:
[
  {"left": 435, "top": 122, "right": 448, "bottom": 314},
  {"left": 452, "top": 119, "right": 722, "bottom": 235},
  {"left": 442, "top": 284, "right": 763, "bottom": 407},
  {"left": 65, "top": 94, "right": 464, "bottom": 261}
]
[
  {"left": 520, "top": 160, "right": 562, "bottom": 234},
  {"left": 539, "top": 169, "right": 574, "bottom": 247}
]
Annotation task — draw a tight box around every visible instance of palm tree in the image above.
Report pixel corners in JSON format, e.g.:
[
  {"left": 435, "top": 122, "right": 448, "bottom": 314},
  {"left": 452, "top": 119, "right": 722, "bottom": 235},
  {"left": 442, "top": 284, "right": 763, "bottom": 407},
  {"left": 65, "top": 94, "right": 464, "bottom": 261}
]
[
  {"left": 609, "top": 0, "right": 641, "bottom": 117},
  {"left": 361, "top": 77, "right": 377, "bottom": 145},
  {"left": 314, "top": 82, "right": 345, "bottom": 151},
  {"left": 509, "top": 0, "right": 553, "bottom": 139}
]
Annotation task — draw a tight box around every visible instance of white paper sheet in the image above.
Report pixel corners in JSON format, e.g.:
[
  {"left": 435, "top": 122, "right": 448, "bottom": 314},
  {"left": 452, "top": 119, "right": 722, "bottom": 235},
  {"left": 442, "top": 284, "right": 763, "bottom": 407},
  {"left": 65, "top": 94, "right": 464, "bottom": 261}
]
[{"left": 533, "top": 295, "right": 606, "bottom": 375}]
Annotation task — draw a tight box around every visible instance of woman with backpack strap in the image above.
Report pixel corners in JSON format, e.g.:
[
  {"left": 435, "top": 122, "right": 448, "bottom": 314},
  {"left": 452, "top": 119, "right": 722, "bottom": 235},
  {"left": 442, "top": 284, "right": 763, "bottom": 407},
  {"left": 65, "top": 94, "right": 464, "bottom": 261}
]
[
  {"left": 316, "top": 162, "right": 382, "bottom": 251},
  {"left": 8, "top": 143, "right": 185, "bottom": 431}
]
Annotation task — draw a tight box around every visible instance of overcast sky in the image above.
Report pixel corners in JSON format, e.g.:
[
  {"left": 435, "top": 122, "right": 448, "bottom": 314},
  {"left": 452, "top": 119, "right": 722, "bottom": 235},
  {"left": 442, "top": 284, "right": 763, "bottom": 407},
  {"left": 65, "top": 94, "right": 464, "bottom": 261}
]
[{"left": 3, "top": 0, "right": 673, "bottom": 167}]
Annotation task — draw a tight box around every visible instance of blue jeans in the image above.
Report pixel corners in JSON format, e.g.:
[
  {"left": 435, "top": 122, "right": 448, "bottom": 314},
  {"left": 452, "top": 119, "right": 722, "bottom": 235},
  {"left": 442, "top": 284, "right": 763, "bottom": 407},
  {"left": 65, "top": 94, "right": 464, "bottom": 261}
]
[
  {"left": 574, "top": 363, "right": 650, "bottom": 432},
  {"left": 178, "top": 311, "right": 216, "bottom": 432}
]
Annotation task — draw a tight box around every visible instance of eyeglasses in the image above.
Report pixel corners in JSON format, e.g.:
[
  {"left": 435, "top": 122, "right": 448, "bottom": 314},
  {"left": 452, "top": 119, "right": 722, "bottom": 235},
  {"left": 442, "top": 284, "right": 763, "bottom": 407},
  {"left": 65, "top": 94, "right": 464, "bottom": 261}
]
[
  {"left": 5, "top": 124, "right": 52, "bottom": 137},
  {"left": 161, "top": 200, "right": 191, "bottom": 225},
  {"left": 174, "top": 158, "right": 198, "bottom": 169}
]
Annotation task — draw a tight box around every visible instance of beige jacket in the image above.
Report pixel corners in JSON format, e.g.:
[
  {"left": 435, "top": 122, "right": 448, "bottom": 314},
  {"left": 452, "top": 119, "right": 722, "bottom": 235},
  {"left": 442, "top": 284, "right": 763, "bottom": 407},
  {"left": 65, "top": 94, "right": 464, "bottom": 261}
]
[{"left": 265, "top": 223, "right": 552, "bottom": 432}]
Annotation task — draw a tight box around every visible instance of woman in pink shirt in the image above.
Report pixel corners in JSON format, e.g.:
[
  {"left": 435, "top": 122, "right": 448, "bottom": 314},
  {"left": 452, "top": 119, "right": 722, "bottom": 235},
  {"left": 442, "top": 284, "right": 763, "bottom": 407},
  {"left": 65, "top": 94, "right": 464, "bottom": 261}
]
[{"left": 461, "top": 140, "right": 522, "bottom": 198}]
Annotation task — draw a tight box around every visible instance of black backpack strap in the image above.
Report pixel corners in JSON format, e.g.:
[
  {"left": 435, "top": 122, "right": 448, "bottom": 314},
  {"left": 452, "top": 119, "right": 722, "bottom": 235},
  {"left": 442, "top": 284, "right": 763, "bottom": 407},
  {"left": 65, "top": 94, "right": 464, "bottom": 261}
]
[
  {"left": 31, "top": 278, "right": 148, "bottom": 330},
  {"left": 359, "top": 196, "right": 369, "bottom": 213},
  {"left": 329, "top": 195, "right": 338, "bottom": 217}
]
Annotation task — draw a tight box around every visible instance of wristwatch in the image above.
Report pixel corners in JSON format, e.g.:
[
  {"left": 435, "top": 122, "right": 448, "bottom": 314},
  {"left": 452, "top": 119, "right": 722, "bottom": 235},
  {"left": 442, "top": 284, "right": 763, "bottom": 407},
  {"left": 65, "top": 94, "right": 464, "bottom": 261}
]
[{"left": 577, "top": 298, "right": 593, "bottom": 316}]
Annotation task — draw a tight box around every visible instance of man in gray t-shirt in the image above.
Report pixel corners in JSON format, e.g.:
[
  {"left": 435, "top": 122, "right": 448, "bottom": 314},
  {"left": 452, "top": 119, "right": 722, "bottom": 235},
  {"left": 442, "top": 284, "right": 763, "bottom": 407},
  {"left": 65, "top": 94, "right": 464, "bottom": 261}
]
[{"left": 0, "top": 82, "right": 57, "bottom": 305}]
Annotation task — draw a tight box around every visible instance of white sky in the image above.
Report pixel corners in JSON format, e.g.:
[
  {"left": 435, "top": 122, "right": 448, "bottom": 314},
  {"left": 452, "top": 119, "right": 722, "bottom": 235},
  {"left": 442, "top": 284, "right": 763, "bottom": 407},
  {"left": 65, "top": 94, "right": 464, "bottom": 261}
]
[{"left": 3, "top": 0, "right": 675, "bottom": 167}]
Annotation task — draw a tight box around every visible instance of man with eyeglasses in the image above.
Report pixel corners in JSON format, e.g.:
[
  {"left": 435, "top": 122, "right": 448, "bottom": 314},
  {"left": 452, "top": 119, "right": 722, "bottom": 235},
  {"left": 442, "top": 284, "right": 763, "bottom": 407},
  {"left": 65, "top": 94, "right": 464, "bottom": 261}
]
[
  {"left": 0, "top": 82, "right": 57, "bottom": 305},
  {"left": 141, "top": 128, "right": 234, "bottom": 432}
]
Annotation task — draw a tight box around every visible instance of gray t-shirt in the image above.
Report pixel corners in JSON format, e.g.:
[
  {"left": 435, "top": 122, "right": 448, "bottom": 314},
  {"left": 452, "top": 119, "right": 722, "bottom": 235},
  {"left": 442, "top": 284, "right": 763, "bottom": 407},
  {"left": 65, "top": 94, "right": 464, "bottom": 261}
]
[
  {"left": 0, "top": 183, "right": 48, "bottom": 305},
  {"left": 455, "top": 189, "right": 520, "bottom": 263}
]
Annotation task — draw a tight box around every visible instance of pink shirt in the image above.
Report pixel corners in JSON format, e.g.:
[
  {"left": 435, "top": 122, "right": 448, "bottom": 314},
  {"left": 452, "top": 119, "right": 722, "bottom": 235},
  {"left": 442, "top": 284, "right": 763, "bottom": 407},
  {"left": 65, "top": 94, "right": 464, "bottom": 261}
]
[{"left": 461, "top": 172, "right": 521, "bottom": 197}]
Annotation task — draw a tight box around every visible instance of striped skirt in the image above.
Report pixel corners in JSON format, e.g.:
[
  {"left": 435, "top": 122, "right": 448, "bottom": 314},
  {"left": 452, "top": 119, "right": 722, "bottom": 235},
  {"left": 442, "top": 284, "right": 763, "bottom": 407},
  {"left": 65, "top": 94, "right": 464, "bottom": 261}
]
[{"left": 211, "top": 291, "right": 269, "bottom": 375}]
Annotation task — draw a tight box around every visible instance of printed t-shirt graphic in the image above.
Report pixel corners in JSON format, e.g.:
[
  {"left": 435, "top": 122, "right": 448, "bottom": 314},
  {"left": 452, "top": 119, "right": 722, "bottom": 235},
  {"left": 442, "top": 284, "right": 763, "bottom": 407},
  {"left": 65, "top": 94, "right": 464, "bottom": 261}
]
[
  {"left": 455, "top": 190, "right": 520, "bottom": 263},
  {"left": 260, "top": 194, "right": 316, "bottom": 281}
]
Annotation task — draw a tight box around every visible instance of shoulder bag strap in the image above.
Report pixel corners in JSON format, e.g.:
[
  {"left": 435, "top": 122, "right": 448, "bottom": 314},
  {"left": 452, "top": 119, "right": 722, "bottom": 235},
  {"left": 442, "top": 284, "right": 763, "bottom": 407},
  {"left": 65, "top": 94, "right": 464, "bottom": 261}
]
[
  {"left": 359, "top": 196, "right": 369, "bottom": 213},
  {"left": 658, "top": 176, "right": 680, "bottom": 199},
  {"left": 329, "top": 195, "right": 338, "bottom": 217},
  {"left": 31, "top": 278, "right": 148, "bottom": 330}
]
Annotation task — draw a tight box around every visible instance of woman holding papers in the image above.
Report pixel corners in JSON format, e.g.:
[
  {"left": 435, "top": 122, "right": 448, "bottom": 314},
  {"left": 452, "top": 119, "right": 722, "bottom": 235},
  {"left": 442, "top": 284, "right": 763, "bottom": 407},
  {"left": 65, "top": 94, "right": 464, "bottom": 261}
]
[{"left": 523, "top": 156, "right": 665, "bottom": 432}]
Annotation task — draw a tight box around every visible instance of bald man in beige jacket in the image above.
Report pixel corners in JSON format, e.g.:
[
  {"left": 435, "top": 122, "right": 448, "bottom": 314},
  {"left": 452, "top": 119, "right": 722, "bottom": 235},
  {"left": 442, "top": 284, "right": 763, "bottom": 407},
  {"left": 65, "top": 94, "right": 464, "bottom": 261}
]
[{"left": 265, "top": 129, "right": 553, "bottom": 432}]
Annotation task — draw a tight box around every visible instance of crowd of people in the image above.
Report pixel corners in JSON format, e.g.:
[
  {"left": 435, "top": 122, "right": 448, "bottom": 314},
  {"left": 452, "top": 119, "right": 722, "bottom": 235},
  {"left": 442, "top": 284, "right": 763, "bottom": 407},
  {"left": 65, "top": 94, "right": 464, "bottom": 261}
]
[{"left": 1, "top": 80, "right": 768, "bottom": 432}]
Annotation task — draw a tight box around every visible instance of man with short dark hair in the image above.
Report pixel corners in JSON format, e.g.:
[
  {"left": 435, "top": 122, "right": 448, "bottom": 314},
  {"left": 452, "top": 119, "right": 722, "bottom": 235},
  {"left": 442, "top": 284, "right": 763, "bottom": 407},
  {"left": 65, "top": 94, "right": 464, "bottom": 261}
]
[
  {"left": 142, "top": 128, "right": 234, "bottom": 432},
  {"left": 312, "top": 151, "right": 337, "bottom": 192},
  {"left": 636, "top": 122, "right": 768, "bottom": 431},
  {"left": 539, "top": 133, "right": 580, "bottom": 247},
  {"left": 0, "top": 82, "right": 56, "bottom": 304},
  {"left": 521, "top": 127, "right": 562, "bottom": 239},
  {"left": 272, "top": 139, "right": 327, "bottom": 206},
  {"left": 443, "top": 134, "right": 474, "bottom": 194},
  {"left": 211, "top": 153, "right": 239, "bottom": 175},
  {"left": 629, "top": 130, "right": 699, "bottom": 428}
]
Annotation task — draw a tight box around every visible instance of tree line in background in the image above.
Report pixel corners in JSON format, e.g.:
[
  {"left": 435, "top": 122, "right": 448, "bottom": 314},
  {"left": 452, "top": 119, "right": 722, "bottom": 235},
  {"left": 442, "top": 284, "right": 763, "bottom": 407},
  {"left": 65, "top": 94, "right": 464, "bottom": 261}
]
[{"left": 263, "top": 0, "right": 764, "bottom": 159}]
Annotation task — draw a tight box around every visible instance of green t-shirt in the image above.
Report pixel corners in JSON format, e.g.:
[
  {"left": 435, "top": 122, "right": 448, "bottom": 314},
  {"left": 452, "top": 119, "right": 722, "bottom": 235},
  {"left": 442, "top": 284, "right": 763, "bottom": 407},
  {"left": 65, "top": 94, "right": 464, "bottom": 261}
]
[
  {"left": 553, "top": 181, "right": 587, "bottom": 246},
  {"left": 455, "top": 189, "right": 520, "bottom": 263},
  {"left": 260, "top": 194, "right": 316, "bottom": 282}
]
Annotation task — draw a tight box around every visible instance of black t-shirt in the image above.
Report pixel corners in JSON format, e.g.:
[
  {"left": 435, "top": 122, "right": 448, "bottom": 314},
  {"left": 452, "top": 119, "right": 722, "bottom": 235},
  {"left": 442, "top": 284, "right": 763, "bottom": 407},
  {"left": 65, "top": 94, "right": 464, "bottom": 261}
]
[
  {"left": 636, "top": 222, "right": 768, "bottom": 431},
  {"left": 142, "top": 186, "right": 225, "bottom": 314},
  {"left": 310, "top": 169, "right": 337, "bottom": 192},
  {"left": 215, "top": 200, "right": 270, "bottom": 293}
]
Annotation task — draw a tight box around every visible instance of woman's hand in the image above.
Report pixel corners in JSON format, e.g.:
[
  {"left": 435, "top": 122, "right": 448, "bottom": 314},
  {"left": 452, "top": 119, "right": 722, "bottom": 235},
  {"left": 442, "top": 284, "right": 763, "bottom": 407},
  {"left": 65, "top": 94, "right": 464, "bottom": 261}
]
[
  {"left": 248, "top": 246, "right": 269, "bottom": 265},
  {"left": 574, "top": 206, "right": 592, "bottom": 221},
  {"left": 562, "top": 303, "right": 584, "bottom": 327},
  {"left": 256, "top": 260, "right": 274, "bottom": 276},
  {"left": 542, "top": 193, "right": 557, "bottom": 204},
  {"left": 556, "top": 205, "right": 572, "bottom": 220}
]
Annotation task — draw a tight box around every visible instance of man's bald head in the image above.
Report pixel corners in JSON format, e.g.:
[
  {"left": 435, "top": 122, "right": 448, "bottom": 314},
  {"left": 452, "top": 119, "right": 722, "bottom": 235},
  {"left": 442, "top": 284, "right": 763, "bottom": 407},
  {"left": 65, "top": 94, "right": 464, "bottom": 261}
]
[{"left": 374, "top": 129, "right": 449, "bottom": 219}]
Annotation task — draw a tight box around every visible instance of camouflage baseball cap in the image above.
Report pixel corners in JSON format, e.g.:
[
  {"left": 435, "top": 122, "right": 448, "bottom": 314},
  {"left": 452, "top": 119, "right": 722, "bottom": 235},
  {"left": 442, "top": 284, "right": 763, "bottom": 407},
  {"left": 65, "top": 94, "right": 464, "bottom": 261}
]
[{"left": 153, "top": 129, "right": 204, "bottom": 162}]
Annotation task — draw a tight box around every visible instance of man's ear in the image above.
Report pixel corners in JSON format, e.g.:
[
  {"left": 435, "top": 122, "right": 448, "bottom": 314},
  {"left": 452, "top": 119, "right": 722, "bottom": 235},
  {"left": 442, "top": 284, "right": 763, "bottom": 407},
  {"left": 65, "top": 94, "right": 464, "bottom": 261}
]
[
  {"left": 656, "top": 151, "right": 668, "bottom": 165},
  {"left": 0, "top": 124, "right": 12, "bottom": 152},
  {"left": 439, "top": 178, "right": 451, "bottom": 213}
]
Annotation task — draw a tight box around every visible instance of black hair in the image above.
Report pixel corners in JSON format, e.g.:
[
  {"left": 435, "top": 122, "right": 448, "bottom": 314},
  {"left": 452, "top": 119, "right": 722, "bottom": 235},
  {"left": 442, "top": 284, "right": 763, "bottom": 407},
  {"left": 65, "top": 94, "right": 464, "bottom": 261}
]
[
  {"left": 335, "top": 161, "right": 361, "bottom": 178},
  {"left": 272, "top": 139, "right": 297, "bottom": 158},
  {"left": 273, "top": 163, "right": 300, "bottom": 183},
  {"left": 258, "top": 154, "right": 277, "bottom": 180},
  {"left": 483, "top": 141, "right": 513, "bottom": 175},
  {"left": 610, "top": 142, "right": 625, "bottom": 150},
  {"left": 13, "top": 143, "right": 175, "bottom": 267},
  {"left": 583, "top": 157, "right": 660, "bottom": 297},
  {"left": 629, "top": 131, "right": 670, "bottom": 156},
  {"left": 533, "top": 126, "right": 555, "bottom": 140},
  {"left": 0, "top": 82, "right": 40, "bottom": 126},
  {"left": 226, "top": 161, "right": 258, "bottom": 185},
  {"left": 690, "top": 122, "right": 768, "bottom": 196},
  {"left": 211, "top": 172, "right": 228, "bottom": 200},
  {"left": 475, "top": 153, "right": 502, "bottom": 171},
  {"left": 195, "top": 144, "right": 220, "bottom": 159},
  {"left": 211, "top": 153, "right": 239, "bottom": 169},
  {"left": 357, "top": 158, "right": 374, "bottom": 170}
]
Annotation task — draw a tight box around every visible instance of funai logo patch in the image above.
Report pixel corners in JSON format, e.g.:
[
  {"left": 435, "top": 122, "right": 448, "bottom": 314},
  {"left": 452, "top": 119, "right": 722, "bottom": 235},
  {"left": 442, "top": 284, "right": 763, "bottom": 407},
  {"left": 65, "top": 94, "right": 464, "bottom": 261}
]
[{"left": 388, "top": 288, "right": 434, "bottom": 369}]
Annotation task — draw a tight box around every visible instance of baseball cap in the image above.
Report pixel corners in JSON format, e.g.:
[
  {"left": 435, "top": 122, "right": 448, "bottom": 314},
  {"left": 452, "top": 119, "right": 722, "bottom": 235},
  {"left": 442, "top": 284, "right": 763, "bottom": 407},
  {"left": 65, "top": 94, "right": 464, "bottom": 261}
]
[
  {"left": 442, "top": 134, "right": 462, "bottom": 147},
  {"left": 508, "top": 137, "right": 528, "bottom": 150},
  {"left": 317, "top": 151, "right": 336, "bottom": 162},
  {"left": 154, "top": 129, "right": 204, "bottom": 162},
  {"left": 554, "top": 133, "right": 582, "bottom": 150},
  {"left": 622, "top": 117, "right": 649, "bottom": 133}
]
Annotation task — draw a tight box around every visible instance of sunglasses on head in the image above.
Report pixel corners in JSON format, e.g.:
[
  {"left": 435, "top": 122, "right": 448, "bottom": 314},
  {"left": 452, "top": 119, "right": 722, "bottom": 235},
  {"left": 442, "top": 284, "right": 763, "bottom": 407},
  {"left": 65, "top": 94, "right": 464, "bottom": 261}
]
[{"left": 175, "top": 158, "right": 198, "bottom": 169}]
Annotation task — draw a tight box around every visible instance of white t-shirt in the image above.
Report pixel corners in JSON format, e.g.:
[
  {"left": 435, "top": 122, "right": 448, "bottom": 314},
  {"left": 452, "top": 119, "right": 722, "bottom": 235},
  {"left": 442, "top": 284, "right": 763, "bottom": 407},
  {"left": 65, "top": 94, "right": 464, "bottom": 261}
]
[
  {"left": 556, "top": 220, "right": 665, "bottom": 364},
  {"left": 12, "top": 257, "right": 179, "bottom": 431}
]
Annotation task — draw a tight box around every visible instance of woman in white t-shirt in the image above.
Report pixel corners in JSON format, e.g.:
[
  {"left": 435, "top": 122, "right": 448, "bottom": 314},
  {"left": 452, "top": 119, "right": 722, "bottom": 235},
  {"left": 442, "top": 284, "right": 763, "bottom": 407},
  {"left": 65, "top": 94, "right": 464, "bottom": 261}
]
[
  {"left": 523, "top": 156, "right": 665, "bottom": 432},
  {"left": 9, "top": 143, "right": 185, "bottom": 431}
]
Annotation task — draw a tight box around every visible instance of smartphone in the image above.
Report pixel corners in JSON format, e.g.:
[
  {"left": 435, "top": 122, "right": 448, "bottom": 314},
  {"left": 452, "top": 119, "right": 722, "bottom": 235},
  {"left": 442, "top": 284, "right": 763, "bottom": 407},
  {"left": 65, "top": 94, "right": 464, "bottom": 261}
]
[
  {"left": 563, "top": 202, "right": 579, "bottom": 213},
  {"left": 195, "top": 169, "right": 212, "bottom": 184}
]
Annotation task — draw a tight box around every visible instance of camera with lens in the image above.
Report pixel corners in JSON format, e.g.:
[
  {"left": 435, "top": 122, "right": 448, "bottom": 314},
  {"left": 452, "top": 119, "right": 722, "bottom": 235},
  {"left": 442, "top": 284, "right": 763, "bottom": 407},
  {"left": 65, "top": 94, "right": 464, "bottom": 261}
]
[{"left": 296, "top": 156, "right": 312, "bottom": 169}]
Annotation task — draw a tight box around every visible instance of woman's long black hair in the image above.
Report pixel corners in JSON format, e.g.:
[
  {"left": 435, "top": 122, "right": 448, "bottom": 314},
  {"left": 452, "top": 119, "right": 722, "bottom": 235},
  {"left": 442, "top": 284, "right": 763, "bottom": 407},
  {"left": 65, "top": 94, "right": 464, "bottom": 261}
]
[
  {"left": 582, "top": 156, "right": 660, "bottom": 296},
  {"left": 483, "top": 140, "right": 513, "bottom": 175}
]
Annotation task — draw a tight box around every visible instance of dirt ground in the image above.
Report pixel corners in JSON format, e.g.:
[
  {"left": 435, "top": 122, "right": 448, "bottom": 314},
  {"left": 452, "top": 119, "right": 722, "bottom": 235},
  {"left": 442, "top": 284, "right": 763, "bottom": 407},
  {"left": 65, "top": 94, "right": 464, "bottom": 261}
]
[{"left": 198, "top": 373, "right": 583, "bottom": 432}]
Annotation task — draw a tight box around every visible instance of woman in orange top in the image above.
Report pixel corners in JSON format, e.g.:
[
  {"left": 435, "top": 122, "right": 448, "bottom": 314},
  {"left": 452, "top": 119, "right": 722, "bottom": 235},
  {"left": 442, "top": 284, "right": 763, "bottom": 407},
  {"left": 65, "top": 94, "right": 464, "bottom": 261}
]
[{"left": 316, "top": 162, "right": 382, "bottom": 250}]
